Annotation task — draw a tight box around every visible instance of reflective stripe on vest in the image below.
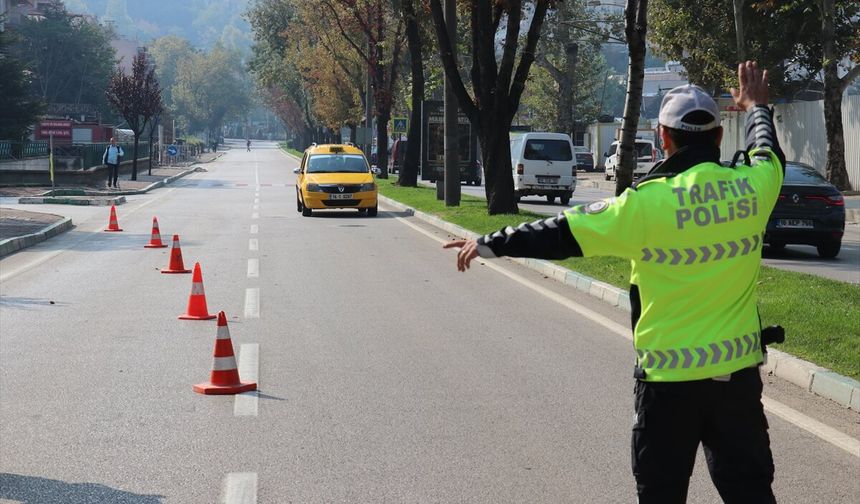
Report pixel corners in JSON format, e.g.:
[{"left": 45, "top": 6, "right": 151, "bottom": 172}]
[{"left": 636, "top": 331, "right": 760, "bottom": 370}]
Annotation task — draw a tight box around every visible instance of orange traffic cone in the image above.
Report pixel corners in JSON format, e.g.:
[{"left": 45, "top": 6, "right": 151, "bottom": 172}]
[
  {"left": 144, "top": 217, "right": 168, "bottom": 248},
  {"left": 179, "top": 262, "right": 216, "bottom": 320},
  {"left": 193, "top": 311, "right": 257, "bottom": 395},
  {"left": 161, "top": 235, "right": 191, "bottom": 274},
  {"left": 104, "top": 205, "right": 122, "bottom": 232}
]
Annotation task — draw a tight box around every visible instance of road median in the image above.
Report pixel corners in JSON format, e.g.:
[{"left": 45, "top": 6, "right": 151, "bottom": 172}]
[{"left": 377, "top": 179, "right": 860, "bottom": 411}]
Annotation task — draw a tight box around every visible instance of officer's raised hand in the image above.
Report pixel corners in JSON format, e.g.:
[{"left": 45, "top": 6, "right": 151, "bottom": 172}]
[{"left": 730, "top": 60, "right": 769, "bottom": 112}]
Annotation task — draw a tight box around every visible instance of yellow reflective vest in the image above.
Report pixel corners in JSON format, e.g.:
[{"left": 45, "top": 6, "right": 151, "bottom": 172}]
[{"left": 565, "top": 149, "right": 783, "bottom": 381}]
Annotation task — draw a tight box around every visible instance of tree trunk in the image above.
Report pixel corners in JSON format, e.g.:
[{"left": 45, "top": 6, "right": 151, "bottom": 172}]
[
  {"left": 819, "top": 0, "right": 851, "bottom": 190},
  {"left": 131, "top": 134, "right": 140, "bottom": 181},
  {"left": 348, "top": 123, "right": 357, "bottom": 145},
  {"left": 377, "top": 106, "right": 391, "bottom": 179},
  {"left": 561, "top": 42, "right": 578, "bottom": 140},
  {"left": 481, "top": 121, "right": 518, "bottom": 214},
  {"left": 616, "top": 0, "right": 648, "bottom": 196},
  {"left": 399, "top": 0, "right": 423, "bottom": 187}
]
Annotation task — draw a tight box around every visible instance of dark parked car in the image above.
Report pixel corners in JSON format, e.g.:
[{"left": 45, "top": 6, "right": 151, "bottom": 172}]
[
  {"left": 766, "top": 161, "right": 845, "bottom": 258},
  {"left": 574, "top": 146, "right": 595, "bottom": 172}
]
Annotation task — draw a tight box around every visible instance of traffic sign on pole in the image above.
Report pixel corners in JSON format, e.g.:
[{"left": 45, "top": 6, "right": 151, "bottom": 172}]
[
  {"left": 392, "top": 117, "right": 408, "bottom": 134},
  {"left": 167, "top": 145, "right": 178, "bottom": 156}
]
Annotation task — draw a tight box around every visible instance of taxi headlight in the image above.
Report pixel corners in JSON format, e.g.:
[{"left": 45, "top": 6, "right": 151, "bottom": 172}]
[
  {"left": 358, "top": 182, "right": 376, "bottom": 192},
  {"left": 305, "top": 183, "right": 322, "bottom": 192}
]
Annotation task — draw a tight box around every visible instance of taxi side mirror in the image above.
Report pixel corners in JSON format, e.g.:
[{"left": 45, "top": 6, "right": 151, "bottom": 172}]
[
  {"left": 292, "top": 167, "right": 300, "bottom": 174},
  {"left": 371, "top": 167, "right": 381, "bottom": 175}
]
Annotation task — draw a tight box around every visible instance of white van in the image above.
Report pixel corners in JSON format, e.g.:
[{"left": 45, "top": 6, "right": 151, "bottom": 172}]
[
  {"left": 510, "top": 132, "right": 577, "bottom": 205},
  {"left": 603, "top": 139, "right": 662, "bottom": 181}
]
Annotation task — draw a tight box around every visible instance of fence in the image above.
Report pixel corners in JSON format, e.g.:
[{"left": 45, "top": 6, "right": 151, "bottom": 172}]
[
  {"left": 720, "top": 94, "right": 860, "bottom": 190},
  {"left": 0, "top": 141, "right": 49, "bottom": 160}
]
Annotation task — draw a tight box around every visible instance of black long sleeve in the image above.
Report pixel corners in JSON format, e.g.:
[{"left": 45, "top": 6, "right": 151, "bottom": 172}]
[
  {"left": 476, "top": 213, "right": 584, "bottom": 259},
  {"left": 745, "top": 105, "right": 786, "bottom": 172}
]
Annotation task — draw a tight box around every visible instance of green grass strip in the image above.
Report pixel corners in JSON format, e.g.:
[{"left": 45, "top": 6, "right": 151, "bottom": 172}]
[
  {"left": 278, "top": 143, "right": 303, "bottom": 159},
  {"left": 379, "top": 179, "right": 860, "bottom": 379}
]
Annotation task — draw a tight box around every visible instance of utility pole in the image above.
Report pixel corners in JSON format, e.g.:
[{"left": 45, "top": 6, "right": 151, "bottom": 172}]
[
  {"left": 732, "top": 0, "right": 745, "bottom": 61},
  {"left": 365, "top": 32, "right": 373, "bottom": 159},
  {"left": 442, "top": 0, "right": 460, "bottom": 206}
]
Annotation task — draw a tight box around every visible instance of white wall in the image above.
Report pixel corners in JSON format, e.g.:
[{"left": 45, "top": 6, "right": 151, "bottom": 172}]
[{"left": 719, "top": 94, "right": 860, "bottom": 190}]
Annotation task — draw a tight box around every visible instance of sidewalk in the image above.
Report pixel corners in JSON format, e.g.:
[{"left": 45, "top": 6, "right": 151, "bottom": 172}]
[{"left": 0, "top": 153, "right": 220, "bottom": 256}]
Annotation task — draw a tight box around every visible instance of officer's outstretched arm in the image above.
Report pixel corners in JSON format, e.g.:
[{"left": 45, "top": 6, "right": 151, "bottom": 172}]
[{"left": 474, "top": 213, "right": 584, "bottom": 260}]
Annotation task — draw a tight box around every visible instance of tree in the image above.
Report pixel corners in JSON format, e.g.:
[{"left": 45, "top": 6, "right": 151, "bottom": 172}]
[
  {"left": 0, "top": 29, "right": 44, "bottom": 141},
  {"left": 615, "top": 0, "right": 648, "bottom": 195},
  {"left": 149, "top": 35, "right": 196, "bottom": 112},
  {"left": 532, "top": 0, "right": 623, "bottom": 139},
  {"left": 319, "top": 0, "right": 407, "bottom": 180},
  {"left": 173, "top": 45, "right": 251, "bottom": 142},
  {"left": 397, "top": 0, "right": 425, "bottom": 187},
  {"left": 429, "top": 0, "right": 552, "bottom": 214},
  {"left": 818, "top": 0, "right": 860, "bottom": 190},
  {"left": 650, "top": 0, "right": 860, "bottom": 189},
  {"left": 13, "top": 0, "right": 115, "bottom": 113},
  {"left": 105, "top": 52, "right": 163, "bottom": 181}
]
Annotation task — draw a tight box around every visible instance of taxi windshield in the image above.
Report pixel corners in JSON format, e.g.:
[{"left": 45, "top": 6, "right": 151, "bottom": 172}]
[{"left": 307, "top": 154, "right": 368, "bottom": 173}]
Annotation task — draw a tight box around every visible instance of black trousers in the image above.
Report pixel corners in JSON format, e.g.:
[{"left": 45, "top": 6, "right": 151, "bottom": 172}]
[
  {"left": 107, "top": 163, "right": 119, "bottom": 186},
  {"left": 631, "top": 367, "right": 776, "bottom": 503}
]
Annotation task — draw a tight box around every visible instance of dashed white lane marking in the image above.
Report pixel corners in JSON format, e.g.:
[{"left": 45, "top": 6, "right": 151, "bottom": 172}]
[
  {"left": 244, "top": 287, "right": 260, "bottom": 318},
  {"left": 247, "top": 258, "right": 259, "bottom": 278},
  {"left": 253, "top": 204, "right": 259, "bottom": 211},
  {"left": 761, "top": 397, "right": 860, "bottom": 457},
  {"left": 389, "top": 210, "right": 860, "bottom": 459},
  {"left": 249, "top": 238, "right": 258, "bottom": 251},
  {"left": 0, "top": 188, "right": 176, "bottom": 283},
  {"left": 250, "top": 224, "right": 258, "bottom": 234},
  {"left": 251, "top": 212, "right": 259, "bottom": 219},
  {"left": 234, "top": 344, "right": 260, "bottom": 417},
  {"left": 254, "top": 198, "right": 259, "bottom": 204},
  {"left": 222, "top": 472, "right": 257, "bottom": 504},
  {"left": 255, "top": 159, "right": 260, "bottom": 187}
]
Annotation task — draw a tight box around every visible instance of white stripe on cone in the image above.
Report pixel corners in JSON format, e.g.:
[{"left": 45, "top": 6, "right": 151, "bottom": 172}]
[
  {"left": 212, "top": 356, "right": 238, "bottom": 371},
  {"left": 217, "top": 325, "right": 230, "bottom": 340},
  {"left": 191, "top": 283, "right": 205, "bottom": 295}
]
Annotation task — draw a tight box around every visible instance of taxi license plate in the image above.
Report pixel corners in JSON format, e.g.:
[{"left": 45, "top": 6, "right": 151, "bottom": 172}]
[
  {"left": 777, "top": 219, "right": 813, "bottom": 229},
  {"left": 537, "top": 177, "right": 557, "bottom": 185},
  {"left": 329, "top": 193, "right": 353, "bottom": 200}
]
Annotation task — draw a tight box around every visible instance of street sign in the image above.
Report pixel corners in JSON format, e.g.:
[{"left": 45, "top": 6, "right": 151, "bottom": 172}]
[
  {"left": 167, "top": 145, "right": 178, "bottom": 156},
  {"left": 392, "top": 117, "right": 408, "bottom": 134}
]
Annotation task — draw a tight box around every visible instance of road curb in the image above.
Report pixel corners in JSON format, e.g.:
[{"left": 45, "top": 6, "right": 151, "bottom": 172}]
[
  {"left": 379, "top": 194, "right": 860, "bottom": 412},
  {"left": 19, "top": 195, "right": 127, "bottom": 206},
  {"left": 0, "top": 217, "right": 73, "bottom": 257},
  {"left": 22, "top": 166, "right": 200, "bottom": 204}
]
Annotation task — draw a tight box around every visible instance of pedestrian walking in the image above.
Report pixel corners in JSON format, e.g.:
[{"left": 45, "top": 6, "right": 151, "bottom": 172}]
[
  {"left": 246, "top": 139, "right": 251, "bottom": 152},
  {"left": 444, "top": 61, "right": 785, "bottom": 503},
  {"left": 102, "top": 137, "right": 124, "bottom": 188}
]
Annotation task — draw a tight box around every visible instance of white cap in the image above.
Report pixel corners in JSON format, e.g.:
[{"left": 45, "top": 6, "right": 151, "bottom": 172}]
[{"left": 658, "top": 84, "right": 720, "bottom": 132}]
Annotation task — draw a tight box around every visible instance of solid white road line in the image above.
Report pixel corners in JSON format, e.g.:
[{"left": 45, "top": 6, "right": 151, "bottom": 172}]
[
  {"left": 249, "top": 238, "right": 258, "bottom": 251},
  {"left": 247, "top": 258, "right": 259, "bottom": 278},
  {"left": 389, "top": 210, "right": 860, "bottom": 459},
  {"left": 222, "top": 472, "right": 257, "bottom": 504},
  {"left": 250, "top": 224, "right": 258, "bottom": 234},
  {"left": 244, "top": 287, "right": 260, "bottom": 318},
  {"left": 0, "top": 188, "right": 176, "bottom": 283},
  {"left": 761, "top": 397, "right": 860, "bottom": 457},
  {"left": 234, "top": 343, "right": 260, "bottom": 417}
]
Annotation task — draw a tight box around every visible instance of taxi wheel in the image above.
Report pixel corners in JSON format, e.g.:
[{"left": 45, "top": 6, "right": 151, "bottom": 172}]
[
  {"left": 296, "top": 196, "right": 302, "bottom": 212},
  {"left": 367, "top": 205, "right": 378, "bottom": 217},
  {"left": 301, "top": 205, "right": 312, "bottom": 217}
]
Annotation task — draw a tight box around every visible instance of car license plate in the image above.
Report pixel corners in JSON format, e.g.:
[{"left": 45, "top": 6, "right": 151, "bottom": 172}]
[
  {"left": 777, "top": 219, "right": 814, "bottom": 229},
  {"left": 537, "top": 177, "right": 557, "bottom": 184},
  {"left": 329, "top": 193, "right": 353, "bottom": 200}
]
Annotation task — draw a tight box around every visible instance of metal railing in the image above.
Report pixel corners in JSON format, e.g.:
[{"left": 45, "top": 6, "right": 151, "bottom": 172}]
[{"left": 0, "top": 141, "right": 50, "bottom": 160}]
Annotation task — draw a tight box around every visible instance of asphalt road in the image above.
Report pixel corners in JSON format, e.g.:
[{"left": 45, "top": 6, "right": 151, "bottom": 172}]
[
  {"left": 446, "top": 173, "right": 860, "bottom": 284},
  {"left": 1, "top": 140, "right": 857, "bottom": 503}
]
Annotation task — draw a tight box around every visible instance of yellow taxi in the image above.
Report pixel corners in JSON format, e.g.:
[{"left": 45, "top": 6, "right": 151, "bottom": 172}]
[{"left": 293, "top": 143, "right": 379, "bottom": 217}]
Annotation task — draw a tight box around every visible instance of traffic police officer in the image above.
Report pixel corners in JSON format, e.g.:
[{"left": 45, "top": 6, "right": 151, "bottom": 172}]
[{"left": 445, "top": 61, "right": 785, "bottom": 502}]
